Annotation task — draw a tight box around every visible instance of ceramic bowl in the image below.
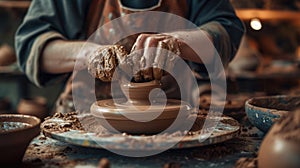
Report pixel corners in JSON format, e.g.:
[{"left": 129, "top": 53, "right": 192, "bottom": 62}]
[
  {"left": 258, "top": 110, "right": 300, "bottom": 168},
  {"left": 258, "top": 130, "right": 300, "bottom": 168},
  {"left": 245, "top": 95, "right": 300, "bottom": 133},
  {"left": 0, "top": 114, "right": 40, "bottom": 165}
]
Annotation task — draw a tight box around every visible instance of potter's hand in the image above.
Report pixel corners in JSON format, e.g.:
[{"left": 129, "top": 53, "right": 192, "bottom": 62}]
[
  {"left": 128, "top": 33, "right": 181, "bottom": 82},
  {"left": 87, "top": 45, "right": 128, "bottom": 82}
]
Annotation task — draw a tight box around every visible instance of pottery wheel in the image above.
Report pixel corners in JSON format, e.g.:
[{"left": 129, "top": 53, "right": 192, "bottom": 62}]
[
  {"left": 92, "top": 98, "right": 191, "bottom": 119},
  {"left": 90, "top": 98, "right": 192, "bottom": 134},
  {"left": 41, "top": 113, "right": 240, "bottom": 151}
]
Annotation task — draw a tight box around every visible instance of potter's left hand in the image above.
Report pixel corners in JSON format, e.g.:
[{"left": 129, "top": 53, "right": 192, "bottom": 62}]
[{"left": 128, "top": 33, "right": 182, "bottom": 82}]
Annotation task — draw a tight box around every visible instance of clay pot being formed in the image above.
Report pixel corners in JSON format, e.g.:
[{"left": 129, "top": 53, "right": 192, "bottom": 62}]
[
  {"left": 121, "top": 80, "right": 161, "bottom": 105},
  {"left": 91, "top": 80, "right": 191, "bottom": 134},
  {"left": 0, "top": 114, "right": 40, "bottom": 165},
  {"left": 17, "top": 97, "right": 48, "bottom": 119}
]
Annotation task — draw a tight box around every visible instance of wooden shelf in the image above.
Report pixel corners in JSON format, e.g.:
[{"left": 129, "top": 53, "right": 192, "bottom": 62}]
[
  {"left": 0, "top": 1, "right": 31, "bottom": 9},
  {"left": 236, "top": 9, "right": 300, "bottom": 21}
]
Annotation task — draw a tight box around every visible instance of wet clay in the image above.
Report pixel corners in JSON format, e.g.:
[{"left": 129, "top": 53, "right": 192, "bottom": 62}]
[
  {"left": 88, "top": 39, "right": 180, "bottom": 82},
  {"left": 42, "top": 112, "right": 82, "bottom": 133},
  {"left": 88, "top": 45, "right": 128, "bottom": 82}
]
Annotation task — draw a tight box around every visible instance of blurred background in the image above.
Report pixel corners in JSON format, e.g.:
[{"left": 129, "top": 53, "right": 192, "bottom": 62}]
[{"left": 0, "top": 0, "right": 64, "bottom": 117}]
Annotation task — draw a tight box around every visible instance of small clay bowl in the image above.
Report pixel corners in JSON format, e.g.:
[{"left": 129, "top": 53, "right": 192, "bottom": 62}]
[
  {"left": 245, "top": 95, "right": 300, "bottom": 133},
  {"left": 0, "top": 114, "right": 40, "bottom": 165},
  {"left": 17, "top": 97, "right": 48, "bottom": 119},
  {"left": 120, "top": 80, "right": 161, "bottom": 105}
]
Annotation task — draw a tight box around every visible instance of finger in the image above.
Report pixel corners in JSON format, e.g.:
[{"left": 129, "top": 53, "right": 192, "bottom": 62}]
[
  {"left": 153, "top": 41, "right": 168, "bottom": 80},
  {"left": 141, "top": 37, "right": 158, "bottom": 81},
  {"left": 139, "top": 55, "right": 153, "bottom": 81},
  {"left": 130, "top": 51, "right": 143, "bottom": 82},
  {"left": 163, "top": 39, "right": 180, "bottom": 73},
  {"left": 130, "top": 34, "right": 151, "bottom": 53},
  {"left": 131, "top": 34, "right": 148, "bottom": 82},
  {"left": 116, "top": 57, "right": 132, "bottom": 81}
]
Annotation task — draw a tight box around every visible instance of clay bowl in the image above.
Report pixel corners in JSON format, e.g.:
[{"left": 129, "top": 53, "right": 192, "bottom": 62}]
[
  {"left": 258, "top": 131, "right": 300, "bottom": 168},
  {"left": 258, "top": 110, "right": 300, "bottom": 168},
  {"left": 0, "top": 114, "right": 40, "bottom": 165},
  {"left": 91, "top": 81, "right": 192, "bottom": 134},
  {"left": 120, "top": 80, "right": 161, "bottom": 105},
  {"left": 17, "top": 97, "right": 48, "bottom": 119},
  {"left": 245, "top": 95, "right": 300, "bottom": 133}
]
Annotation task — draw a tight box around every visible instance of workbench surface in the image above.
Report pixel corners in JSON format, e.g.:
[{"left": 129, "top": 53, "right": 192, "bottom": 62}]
[{"left": 22, "top": 122, "right": 262, "bottom": 168}]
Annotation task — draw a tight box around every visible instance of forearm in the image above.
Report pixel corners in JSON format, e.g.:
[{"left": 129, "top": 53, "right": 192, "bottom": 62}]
[{"left": 41, "top": 40, "right": 98, "bottom": 74}]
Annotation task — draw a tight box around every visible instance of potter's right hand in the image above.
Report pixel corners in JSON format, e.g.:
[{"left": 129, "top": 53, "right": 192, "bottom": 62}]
[{"left": 127, "top": 33, "right": 182, "bottom": 82}]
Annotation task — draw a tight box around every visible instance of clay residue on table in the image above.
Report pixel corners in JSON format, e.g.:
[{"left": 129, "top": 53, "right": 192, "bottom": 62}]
[
  {"left": 23, "top": 136, "right": 80, "bottom": 168},
  {"left": 220, "top": 118, "right": 240, "bottom": 126},
  {"left": 42, "top": 111, "right": 238, "bottom": 139},
  {"left": 42, "top": 112, "right": 83, "bottom": 133},
  {"left": 42, "top": 111, "right": 204, "bottom": 137}
]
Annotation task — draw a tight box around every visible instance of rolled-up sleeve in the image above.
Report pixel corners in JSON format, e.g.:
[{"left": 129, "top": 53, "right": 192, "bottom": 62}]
[
  {"left": 188, "top": 0, "right": 245, "bottom": 66},
  {"left": 15, "top": 0, "right": 92, "bottom": 87}
]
